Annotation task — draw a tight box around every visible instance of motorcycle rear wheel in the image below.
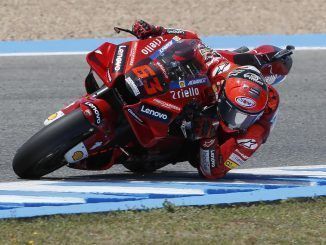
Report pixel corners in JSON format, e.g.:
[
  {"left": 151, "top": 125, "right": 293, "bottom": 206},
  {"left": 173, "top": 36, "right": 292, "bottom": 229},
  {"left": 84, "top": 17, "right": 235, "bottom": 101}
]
[{"left": 12, "top": 109, "right": 94, "bottom": 179}]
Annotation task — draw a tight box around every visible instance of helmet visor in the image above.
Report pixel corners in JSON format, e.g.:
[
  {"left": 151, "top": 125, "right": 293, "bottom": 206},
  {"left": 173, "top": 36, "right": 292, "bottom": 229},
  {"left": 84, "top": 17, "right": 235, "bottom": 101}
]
[{"left": 218, "top": 93, "right": 262, "bottom": 130}]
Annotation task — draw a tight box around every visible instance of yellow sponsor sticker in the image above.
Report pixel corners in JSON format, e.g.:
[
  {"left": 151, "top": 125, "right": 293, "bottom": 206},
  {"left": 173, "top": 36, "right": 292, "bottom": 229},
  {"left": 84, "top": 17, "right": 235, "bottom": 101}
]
[
  {"left": 179, "top": 81, "right": 186, "bottom": 88},
  {"left": 47, "top": 113, "right": 58, "bottom": 121},
  {"left": 224, "top": 159, "right": 239, "bottom": 169}
]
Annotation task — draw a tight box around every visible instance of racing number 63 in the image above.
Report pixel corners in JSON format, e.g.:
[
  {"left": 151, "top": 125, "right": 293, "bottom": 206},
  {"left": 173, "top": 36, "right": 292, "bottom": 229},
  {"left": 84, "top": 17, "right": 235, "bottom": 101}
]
[{"left": 132, "top": 65, "right": 163, "bottom": 95}]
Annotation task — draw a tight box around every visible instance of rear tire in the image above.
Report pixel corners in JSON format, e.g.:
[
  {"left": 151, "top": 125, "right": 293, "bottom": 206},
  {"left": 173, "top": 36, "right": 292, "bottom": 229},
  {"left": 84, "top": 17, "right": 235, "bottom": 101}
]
[{"left": 13, "top": 109, "right": 94, "bottom": 179}]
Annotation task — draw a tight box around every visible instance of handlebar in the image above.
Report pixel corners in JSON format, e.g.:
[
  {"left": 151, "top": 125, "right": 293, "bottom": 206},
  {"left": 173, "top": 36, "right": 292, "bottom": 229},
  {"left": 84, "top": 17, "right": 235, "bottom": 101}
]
[
  {"left": 114, "top": 26, "right": 138, "bottom": 38},
  {"left": 271, "top": 45, "right": 295, "bottom": 61}
]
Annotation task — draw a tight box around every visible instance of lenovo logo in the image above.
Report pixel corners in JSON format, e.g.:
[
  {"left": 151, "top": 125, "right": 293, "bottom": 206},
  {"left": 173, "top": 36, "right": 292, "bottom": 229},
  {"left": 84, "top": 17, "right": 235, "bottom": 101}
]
[
  {"left": 139, "top": 104, "right": 170, "bottom": 123},
  {"left": 114, "top": 45, "right": 128, "bottom": 73},
  {"left": 84, "top": 102, "right": 101, "bottom": 125}
]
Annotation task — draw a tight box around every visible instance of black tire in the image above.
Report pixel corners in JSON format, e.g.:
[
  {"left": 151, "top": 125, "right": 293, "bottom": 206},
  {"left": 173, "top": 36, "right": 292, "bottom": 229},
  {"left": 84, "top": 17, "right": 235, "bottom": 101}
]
[{"left": 13, "top": 109, "right": 94, "bottom": 179}]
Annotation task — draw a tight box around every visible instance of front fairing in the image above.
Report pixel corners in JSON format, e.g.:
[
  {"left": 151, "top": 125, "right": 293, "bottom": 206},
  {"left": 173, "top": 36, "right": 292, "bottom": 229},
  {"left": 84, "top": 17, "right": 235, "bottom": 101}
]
[
  {"left": 87, "top": 35, "right": 212, "bottom": 148},
  {"left": 121, "top": 39, "right": 212, "bottom": 147},
  {"left": 86, "top": 35, "right": 176, "bottom": 88},
  {"left": 86, "top": 42, "right": 117, "bottom": 87}
]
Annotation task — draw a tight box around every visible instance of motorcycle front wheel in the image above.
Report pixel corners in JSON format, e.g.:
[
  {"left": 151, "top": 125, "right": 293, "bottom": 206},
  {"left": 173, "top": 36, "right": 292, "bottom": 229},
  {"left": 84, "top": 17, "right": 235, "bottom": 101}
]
[{"left": 13, "top": 109, "right": 94, "bottom": 179}]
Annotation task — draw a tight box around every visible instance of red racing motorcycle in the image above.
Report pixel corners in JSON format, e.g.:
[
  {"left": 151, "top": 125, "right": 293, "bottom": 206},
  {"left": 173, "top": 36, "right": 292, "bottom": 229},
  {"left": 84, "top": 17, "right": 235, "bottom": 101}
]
[{"left": 13, "top": 28, "right": 294, "bottom": 179}]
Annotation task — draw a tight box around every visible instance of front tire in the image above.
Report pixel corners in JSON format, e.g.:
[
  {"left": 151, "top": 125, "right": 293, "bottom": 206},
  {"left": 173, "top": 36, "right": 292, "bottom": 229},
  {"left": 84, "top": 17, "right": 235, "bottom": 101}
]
[{"left": 13, "top": 109, "right": 94, "bottom": 179}]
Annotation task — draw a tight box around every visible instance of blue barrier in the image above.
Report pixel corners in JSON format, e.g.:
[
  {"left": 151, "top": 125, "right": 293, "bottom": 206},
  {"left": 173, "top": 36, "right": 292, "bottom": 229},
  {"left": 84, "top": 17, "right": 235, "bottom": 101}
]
[
  {"left": 0, "top": 34, "right": 325, "bottom": 54},
  {"left": 0, "top": 165, "right": 325, "bottom": 219}
]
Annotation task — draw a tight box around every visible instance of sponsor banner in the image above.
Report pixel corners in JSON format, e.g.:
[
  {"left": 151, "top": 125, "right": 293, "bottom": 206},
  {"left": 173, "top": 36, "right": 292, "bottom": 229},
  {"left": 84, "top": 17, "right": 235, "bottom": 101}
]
[
  {"left": 169, "top": 77, "right": 209, "bottom": 89},
  {"left": 127, "top": 108, "right": 144, "bottom": 124},
  {"left": 243, "top": 72, "right": 265, "bottom": 86},
  {"left": 0, "top": 165, "right": 325, "bottom": 219},
  {"left": 139, "top": 104, "right": 171, "bottom": 123},
  {"left": 200, "top": 148, "right": 216, "bottom": 177},
  {"left": 200, "top": 149, "right": 212, "bottom": 176},
  {"left": 84, "top": 101, "right": 102, "bottom": 125},
  {"left": 235, "top": 149, "right": 249, "bottom": 160},
  {"left": 166, "top": 29, "right": 185, "bottom": 35},
  {"left": 224, "top": 159, "right": 239, "bottom": 169},
  {"left": 44, "top": 110, "right": 65, "bottom": 126},
  {"left": 235, "top": 96, "right": 256, "bottom": 108},
  {"left": 141, "top": 36, "right": 168, "bottom": 56},
  {"left": 151, "top": 98, "right": 181, "bottom": 112},
  {"left": 229, "top": 67, "right": 267, "bottom": 89},
  {"left": 128, "top": 41, "right": 138, "bottom": 67},
  {"left": 170, "top": 87, "right": 200, "bottom": 99},
  {"left": 64, "top": 142, "right": 88, "bottom": 163},
  {"left": 112, "top": 45, "right": 128, "bottom": 73},
  {"left": 149, "top": 36, "right": 179, "bottom": 59},
  {"left": 125, "top": 77, "right": 140, "bottom": 96},
  {"left": 229, "top": 153, "right": 245, "bottom": 165}
]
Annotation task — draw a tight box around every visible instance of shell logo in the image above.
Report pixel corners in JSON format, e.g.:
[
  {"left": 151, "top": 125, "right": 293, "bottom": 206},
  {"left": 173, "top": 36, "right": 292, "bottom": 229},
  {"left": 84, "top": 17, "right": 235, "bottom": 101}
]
[
  {"left": 72, "top": 151, "right": 84, "bottom": 161},
  {"left": 235, "top": 96, "right": 256, "bottom": 108}
]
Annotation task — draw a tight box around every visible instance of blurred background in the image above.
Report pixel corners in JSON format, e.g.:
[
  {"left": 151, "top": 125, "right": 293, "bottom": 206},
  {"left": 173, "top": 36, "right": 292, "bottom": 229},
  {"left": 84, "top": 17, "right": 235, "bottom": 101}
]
[{"left": 1, "top": 0, "right": 325, "bottom": 40}]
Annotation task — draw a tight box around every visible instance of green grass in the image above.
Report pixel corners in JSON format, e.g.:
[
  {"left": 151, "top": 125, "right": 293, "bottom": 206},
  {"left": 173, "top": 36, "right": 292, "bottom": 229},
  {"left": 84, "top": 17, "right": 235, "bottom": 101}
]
[{"left": 0, "top": 197, "right": 325, "bottom": 245}]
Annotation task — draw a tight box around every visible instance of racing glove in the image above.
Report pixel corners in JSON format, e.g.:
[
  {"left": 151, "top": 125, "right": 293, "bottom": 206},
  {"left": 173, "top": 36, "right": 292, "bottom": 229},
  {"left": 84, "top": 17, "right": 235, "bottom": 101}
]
[
  {"left": 179, "top": 103, "right": 218, "bottom": 141},
  {"left": 132, "top": 20, "right": 163, "bottom": 39},
  {"left": 192, "top": 116, "right": 217, "bottom": 139}
]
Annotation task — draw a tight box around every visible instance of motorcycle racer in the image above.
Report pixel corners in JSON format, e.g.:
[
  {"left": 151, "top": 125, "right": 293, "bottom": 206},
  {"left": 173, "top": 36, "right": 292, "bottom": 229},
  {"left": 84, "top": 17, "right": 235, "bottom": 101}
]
[
  {"left": 12, "top": 20, "right": 294, "bottom": 180},
  {"left": 132, "top": 20, "right": 287, "bottom": 179}
]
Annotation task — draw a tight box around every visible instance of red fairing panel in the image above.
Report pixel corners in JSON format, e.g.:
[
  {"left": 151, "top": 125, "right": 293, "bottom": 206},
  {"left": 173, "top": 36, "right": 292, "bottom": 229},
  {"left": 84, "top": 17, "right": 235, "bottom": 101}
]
[
  {"left": 123, "top": 99, "right": 181, "bottom": 147},
  {"left": 87, "top": 42, "right": 117, "bottom": 87}
]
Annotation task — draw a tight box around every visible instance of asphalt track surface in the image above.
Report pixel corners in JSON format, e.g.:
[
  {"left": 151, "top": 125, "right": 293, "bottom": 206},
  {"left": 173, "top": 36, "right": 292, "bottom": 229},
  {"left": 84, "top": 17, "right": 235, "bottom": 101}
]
[{"left": 0, "top": 50, "right": 325, "bottom": 182}]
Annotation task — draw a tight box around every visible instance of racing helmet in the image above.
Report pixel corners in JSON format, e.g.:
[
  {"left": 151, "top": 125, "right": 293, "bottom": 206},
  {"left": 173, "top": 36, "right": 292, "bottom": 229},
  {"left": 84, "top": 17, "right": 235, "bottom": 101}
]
[{"left": 217, "top": 66, "right": 269, "bottom": 131}]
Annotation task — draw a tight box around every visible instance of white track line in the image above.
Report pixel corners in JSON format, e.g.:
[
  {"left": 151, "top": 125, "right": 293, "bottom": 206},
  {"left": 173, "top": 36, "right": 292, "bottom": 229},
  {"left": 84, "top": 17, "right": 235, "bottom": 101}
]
[
  {"left": 0, "top": 181, "right": 204, "bottom": 195},
  {"left": 0, "top": 195, "right": 85, "bottom": 204}
]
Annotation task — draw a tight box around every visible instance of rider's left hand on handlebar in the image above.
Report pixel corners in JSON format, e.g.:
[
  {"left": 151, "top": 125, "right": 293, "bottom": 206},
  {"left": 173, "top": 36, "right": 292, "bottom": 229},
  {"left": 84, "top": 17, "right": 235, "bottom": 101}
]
[
  {"left": 132, "top": 20, "right": 157, "bottom": 39},
  {"left": 192, "top": 116, "right": 217, "bottom": 140}
]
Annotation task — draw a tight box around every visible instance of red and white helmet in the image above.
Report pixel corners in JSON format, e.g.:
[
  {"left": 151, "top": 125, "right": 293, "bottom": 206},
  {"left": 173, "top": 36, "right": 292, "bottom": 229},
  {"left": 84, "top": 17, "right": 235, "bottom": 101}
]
[{"left": 217, "top": 66, "right": 268, "bottom": 131}]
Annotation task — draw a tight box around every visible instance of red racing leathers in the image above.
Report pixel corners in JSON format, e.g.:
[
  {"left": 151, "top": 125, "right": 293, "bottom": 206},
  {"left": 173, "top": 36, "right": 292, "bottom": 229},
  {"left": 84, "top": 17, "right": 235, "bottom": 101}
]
[{"left": 132, "top": 20, "right": 280, "bottom": 179}]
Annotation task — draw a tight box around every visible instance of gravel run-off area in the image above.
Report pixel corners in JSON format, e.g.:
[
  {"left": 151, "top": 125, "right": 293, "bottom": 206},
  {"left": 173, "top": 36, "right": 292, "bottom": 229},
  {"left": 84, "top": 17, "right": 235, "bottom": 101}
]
[{"left": 1, "top": 0, "right": 326, "bottom": 41}]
